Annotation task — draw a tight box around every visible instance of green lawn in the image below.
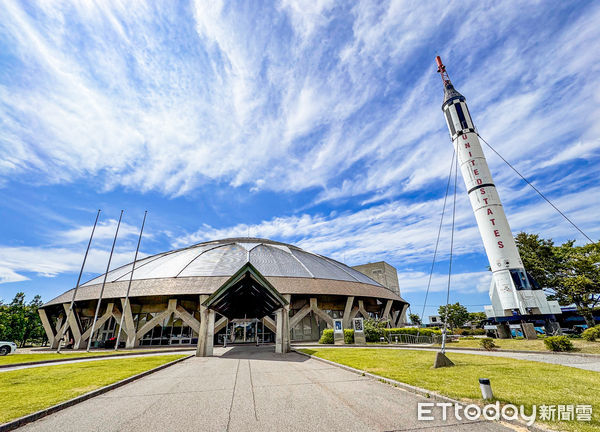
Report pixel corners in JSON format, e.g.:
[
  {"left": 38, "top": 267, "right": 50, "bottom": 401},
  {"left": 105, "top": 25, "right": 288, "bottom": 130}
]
[
  {"left": 301, "top": 348, "right": 599, "bottom": 432},
  {"left": 0, "top": 349, "right": 187, "bottom": 365},
  {"left": 440, "top": 338, "right": 600, "bottom": 354},
  {"left": 0, "top": 354, "right": 187, "bottom": 424}
]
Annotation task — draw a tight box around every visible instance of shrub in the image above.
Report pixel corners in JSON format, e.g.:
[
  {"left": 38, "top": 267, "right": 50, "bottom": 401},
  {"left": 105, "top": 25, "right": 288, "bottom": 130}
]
[
  {"left": 582, "top": 325, "right": 600, "bottom": 342},
  {"left": 514, "top": 336, "right": 524, "bottom": 340},
  {"left": 460, "top": 336, "right": 476, "bottom": 340},
  {"left": 344, "top": 329, "right": 354, "bottom": 344},
  {"left": 454, "top": 328, "right": 486, "bottom": 336},
  {"left": 383, "top": 327, "right": 442, "bottom": 338},
  {"left": 480, "top": 338, "right": 497, "bottom": 351},
  {"left": 318, "top": 329, "right": 334, "bottom": 344},
  {"left": 364, "top": 318, "right": 388, "bottom": 342},
  {"left": 544, "top": 335, "right": 574, "bottom": 352}
]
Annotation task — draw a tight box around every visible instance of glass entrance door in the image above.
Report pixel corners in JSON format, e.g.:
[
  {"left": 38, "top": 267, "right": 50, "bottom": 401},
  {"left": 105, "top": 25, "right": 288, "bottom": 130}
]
[{"left": 230, "top": 319, "right": 258, "bottom": 343}]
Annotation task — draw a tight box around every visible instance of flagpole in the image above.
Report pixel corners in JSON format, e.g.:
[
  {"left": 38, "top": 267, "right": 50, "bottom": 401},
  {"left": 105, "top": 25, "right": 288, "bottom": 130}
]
[
  {"left": 57, "top": 210, "right": 101, "bottom": 354},
  {"left": 86, "top": 210, "right": 123, "bottom": 352},
  {"left": 114, "top": 211, "right": 147, "bottom": 351}
]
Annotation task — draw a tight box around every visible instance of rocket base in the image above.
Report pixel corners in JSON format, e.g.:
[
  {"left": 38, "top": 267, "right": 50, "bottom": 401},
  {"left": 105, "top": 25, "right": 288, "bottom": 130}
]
[{"left": 433, "top": 351, "right": 455, "bottom": 369}]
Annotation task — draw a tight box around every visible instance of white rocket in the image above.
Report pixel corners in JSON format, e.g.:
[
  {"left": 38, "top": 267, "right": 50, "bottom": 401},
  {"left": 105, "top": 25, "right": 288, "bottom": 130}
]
[{"left": 435, "top": 56, "right": 561, "bottom": 319}]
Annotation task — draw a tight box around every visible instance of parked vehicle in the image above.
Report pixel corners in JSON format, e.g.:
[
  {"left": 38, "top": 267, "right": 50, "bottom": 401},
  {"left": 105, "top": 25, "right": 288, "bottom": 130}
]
[{"left": 0, "top": 341, "right": 17, "bottom": 356}]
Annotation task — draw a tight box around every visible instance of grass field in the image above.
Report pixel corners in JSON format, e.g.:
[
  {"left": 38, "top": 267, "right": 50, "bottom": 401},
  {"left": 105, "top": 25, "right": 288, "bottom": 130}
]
[
  {"left": 0, "top": 348, "right": 194, "bottom": 365},
  {"left": 440, "top": 338, "right": 600, "bottom": 354},
  {"left": 0, "top": 351, "right": 147, "bottom": 366},
  {"left": 301, "top": 348, "right": 599, "bottom": 432},
  {"left": 0, "top": 354, "right": 187, "bottom": 424}
]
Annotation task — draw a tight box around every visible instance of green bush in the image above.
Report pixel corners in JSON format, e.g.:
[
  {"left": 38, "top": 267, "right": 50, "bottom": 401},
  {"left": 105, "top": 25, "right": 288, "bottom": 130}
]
[
  {"left": 454, "top": 328, "right": 486, "bottom": 336},
  {"left": 344, "top": 329, "right": 354, "bottom": 344},
  {"left": 318, "top": 329, "right": 334, "bottom": 344},
  {"left": 364, "top": 318, "right": 388, "bottom": 342},
  {"left": 544, "top": 335, "right": 574, "bottom": 352},
  {"left": 514, "top": 336, "right": 524, "bottom": 340},
  {"left": 460, "top": 336, "right": 476, "bottom": 340},
  {"left": 480, "top": 338, "right": 497, "bottom": 351},
  {"left": 582, "top": 325, "right": 600, "bottom": 342},
  {"left": 383, "top": 327, "right": 442, "bottom": 338}
]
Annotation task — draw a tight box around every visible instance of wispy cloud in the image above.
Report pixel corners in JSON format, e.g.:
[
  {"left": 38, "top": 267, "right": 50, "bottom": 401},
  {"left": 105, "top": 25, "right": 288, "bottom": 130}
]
[
  {"left": 1, "top": 1, "right": 598, "bottom": 311},
  {"left": 2, "top": 1, "right": 597, "bottom": 202}
]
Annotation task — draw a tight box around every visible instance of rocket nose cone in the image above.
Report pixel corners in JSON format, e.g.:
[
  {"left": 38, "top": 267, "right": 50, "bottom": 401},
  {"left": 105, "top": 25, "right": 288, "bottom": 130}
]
[{"left": 443, "top": 83, "right": 464, "bottom": 106}]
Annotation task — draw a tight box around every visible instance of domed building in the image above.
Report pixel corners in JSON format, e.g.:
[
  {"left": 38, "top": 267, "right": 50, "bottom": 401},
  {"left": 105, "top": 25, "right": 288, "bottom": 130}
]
[{"left": 38, "top": 238, "right": 408, "bottom": 354}]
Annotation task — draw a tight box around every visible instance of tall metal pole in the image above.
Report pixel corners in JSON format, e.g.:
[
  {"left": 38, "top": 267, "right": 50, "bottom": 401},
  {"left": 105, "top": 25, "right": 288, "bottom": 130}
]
[
  {"left": 86, "top": 210, "right": 123, "bottom": 352},
  {"left": 57, "top": 210, "right": 101, "bottom": 354},
  {"left": 115, "top": 211, "right": 147, "bottom": 351}
]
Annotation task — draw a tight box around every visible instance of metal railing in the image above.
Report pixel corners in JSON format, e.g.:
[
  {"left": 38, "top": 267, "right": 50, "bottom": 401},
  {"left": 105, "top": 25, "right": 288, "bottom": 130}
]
[{"left": 387, "top": 333, "right": 439, "bottom": 345}]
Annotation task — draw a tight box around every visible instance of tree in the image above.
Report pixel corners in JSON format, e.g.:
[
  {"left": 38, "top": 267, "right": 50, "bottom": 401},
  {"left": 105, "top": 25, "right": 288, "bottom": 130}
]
[
  {"left": 438, "top": 302, "right": 469, "bottom": 330},
  {"left": 516, "top": 233, "right": 600, "bottom": 328},
  {"left": 0, "top": 292, "right": 45, "bottom": 347},
  {"left": 468, "top": 312, "right": 487, "bottom": 327},
  {"left": 408, "top": 313, "right": 422, "bottom": 326}
]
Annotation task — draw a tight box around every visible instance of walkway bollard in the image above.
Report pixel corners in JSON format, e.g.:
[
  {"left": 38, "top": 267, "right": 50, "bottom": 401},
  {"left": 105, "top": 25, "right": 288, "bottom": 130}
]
[{"left": 479, "top": 378, "right": 494, "bottom": 400}]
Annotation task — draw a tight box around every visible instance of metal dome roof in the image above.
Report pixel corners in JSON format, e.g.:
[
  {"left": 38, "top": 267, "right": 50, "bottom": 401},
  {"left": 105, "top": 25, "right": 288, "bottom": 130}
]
[{"left": 81, "top": 237, "right": 381, "bottom": 287}]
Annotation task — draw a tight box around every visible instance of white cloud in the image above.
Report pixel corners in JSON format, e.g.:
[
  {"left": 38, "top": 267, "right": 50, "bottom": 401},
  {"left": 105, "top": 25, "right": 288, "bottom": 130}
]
[
  {"left": 0, "top": 267, "right": 29, "bottom": 284},
  {"left": 0, "top": 1, "right": 598, "bottom": 205},
  {"left": 0, "top": 245, "right": 141, "bottom": 285}
]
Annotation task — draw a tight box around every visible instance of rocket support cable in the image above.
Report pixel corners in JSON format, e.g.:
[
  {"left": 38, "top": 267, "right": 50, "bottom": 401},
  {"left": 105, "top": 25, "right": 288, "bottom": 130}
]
[
  {"left": 441, "top": 151, "right": 458, "bottom": 354},
  {"left": 476, "top": 132, "right": 595, "bottom": 244},
  {"left": 417, "top": 149, "right": 455, "bottom": 337}
]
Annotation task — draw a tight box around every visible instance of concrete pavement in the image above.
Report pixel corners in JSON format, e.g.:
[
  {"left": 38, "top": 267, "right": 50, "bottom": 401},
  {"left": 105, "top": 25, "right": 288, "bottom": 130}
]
[{"left": 18, "top": 345, "right": 515, "bottom": 432}]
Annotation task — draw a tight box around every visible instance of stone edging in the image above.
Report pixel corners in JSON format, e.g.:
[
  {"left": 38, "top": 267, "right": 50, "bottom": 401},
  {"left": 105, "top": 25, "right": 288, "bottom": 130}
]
[
  {"left": 0, "top": 348, "right": 196, "bottom": 369},
  {"left": 0, "top": 354, "right": 193, "bottom": 432},
  {"left": 293, "top": 349, "right": 556, "bottom": 432}
]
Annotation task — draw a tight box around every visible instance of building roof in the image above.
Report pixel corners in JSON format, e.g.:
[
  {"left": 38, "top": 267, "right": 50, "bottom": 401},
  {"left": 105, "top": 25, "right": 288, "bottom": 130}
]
[{"left": 44, "top": 238, "right": 407, "bottom": 306}]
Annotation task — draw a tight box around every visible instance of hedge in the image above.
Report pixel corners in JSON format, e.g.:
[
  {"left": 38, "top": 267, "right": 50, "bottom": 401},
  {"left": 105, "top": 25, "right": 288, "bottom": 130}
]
[
  {"left": 318, "top": 329, "right": 334, "bottom": 344},
  {"left": 319, "top": 326, "right": 445, "bottom": 343},
  {"left": 544, "top": 335, "right": 574, "bottom": 352},
  {"left": 454, "top": 328, "right": 486, "bottom": 336},
  {"left": 582, "top": 325, "right": 600, "bottom": 342}
]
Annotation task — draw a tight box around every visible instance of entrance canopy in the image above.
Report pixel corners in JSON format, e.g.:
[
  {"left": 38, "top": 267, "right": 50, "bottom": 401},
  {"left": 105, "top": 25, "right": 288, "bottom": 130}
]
[{"left": 202, "top": 263, "right": 288, "bottom": 319}]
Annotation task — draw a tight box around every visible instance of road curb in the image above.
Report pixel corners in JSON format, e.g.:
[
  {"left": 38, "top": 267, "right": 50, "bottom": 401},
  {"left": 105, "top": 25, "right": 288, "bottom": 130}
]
[
  {"left": 293, "top": 349, "right": 556, "bottom": 432},
  {"left": 0, "top": 348, "right": 196, "bottom": 369},
  {"left": 0, "top": 354, "right": 193, "bottom": 432}
]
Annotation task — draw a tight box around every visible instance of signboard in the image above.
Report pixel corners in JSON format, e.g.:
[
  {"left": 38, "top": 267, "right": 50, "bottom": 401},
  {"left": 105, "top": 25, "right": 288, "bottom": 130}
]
[
  {"left": 353, "top": 318, "right": 365, "bottom": 345},
  {"left": 353, "top": 318, "right": 364, "bottom": 332},
  {"left": 509, "top": 324, "right": 522, "bottom": 329},
  {"left": 333, "top": 319, "right": 343, "bottom": 333},
  {"left": 483, "top": 325, "right": 497, "bottom": 330}
]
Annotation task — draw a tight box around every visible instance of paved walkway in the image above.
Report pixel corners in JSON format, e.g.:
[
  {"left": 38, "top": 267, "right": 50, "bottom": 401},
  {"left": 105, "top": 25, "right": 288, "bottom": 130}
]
[
  {"left": 18, "top": 346, "right": 515, "bottom": 432},
  {"left": 294, "top": 344, "right": 600, "bottom": 372}
]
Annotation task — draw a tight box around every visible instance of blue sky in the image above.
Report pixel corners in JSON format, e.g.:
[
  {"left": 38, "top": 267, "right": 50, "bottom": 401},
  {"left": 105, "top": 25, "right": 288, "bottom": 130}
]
[{"left": 1, "top": 1, "right": 599, "bottom": 321}]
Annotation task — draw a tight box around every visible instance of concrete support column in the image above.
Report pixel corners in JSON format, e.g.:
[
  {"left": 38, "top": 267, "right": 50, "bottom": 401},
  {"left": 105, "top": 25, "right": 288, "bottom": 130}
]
[
  {"left": 283, "top": 295, "right": 291, "bottom": 353},
  {"left": 497, "top": 323, "right": 511, "bottom": 339},
  {"left": 382, "top": 300, "right": 393, "bottom": 322},
  {"left": 522, "top": 323, "right": 537, "bottom": 340},
  {"left": 196, "top": 295, "right": 215, "bottom": 357},
  {"left": 357, "top": 300, "right": 369, "bottom": 319},
  {"left": 275, "top": 309, "right": 283, "bottom": 353},
  {"left": 62, "top": 303, "right": 83, "bottom": 349},
  {"left": 120, "top": 298, "right": 137, "bottom": 349},
  {"left": 38, "top": 308, "right": 56, "bottom": 348},
  {"left": 398, "top": 303, "right": 408, "bottom": 326},
  {"left": 51, "top": 314, "right": 64, "bottom": 349},
  {"left": 275, "top": 306, "right": 290, "bottom": 354},
  {"left": 342, "top": 296, "right": 354, "bottom": 329}
]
